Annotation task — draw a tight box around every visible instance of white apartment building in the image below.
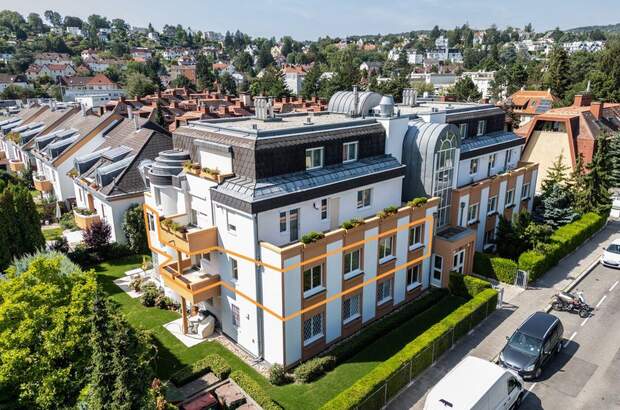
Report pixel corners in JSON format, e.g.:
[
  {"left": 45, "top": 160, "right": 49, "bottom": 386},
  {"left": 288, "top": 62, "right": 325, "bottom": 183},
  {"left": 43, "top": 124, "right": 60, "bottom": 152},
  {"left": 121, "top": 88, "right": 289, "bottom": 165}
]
[
  {"left": 461, "top": 71, "right": 496, "bottom": 99},
  {"left": 141, "top": 91, "right": 538, "bottom": 367},
  {"left": 61, "top": 74, "right": 125, "bottom": 103}
]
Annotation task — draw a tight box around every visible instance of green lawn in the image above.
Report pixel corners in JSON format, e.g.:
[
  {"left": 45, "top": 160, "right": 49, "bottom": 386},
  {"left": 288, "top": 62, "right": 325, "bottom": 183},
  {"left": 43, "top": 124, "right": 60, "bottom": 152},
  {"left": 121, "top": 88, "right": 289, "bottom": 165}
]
[
  {"left": 42, "top": 227, "right": 63, "bottom": 241},
  {"left": 96, "top": 256, "right": 465, "bottom": 409}
]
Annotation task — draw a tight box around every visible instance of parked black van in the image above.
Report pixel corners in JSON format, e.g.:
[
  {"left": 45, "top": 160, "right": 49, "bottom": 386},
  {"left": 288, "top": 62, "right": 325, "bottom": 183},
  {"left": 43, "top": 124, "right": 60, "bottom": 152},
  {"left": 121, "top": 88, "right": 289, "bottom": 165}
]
[{"left": 499, "top": 311, "right": 564, "bottom": 379}]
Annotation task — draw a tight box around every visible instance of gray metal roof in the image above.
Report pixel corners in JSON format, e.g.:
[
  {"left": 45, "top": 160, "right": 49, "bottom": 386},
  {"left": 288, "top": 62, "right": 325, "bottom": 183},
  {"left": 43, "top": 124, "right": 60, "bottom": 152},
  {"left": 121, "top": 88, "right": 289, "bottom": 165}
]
[
  {"left": 328, "top": 91, "right": 383, "bottom": 116},
  {"left": 460, "top": 131, "right": 524, "bottom": 154},
  {"left": 215, "top": 155, "right": 403, "bottom": 203}
]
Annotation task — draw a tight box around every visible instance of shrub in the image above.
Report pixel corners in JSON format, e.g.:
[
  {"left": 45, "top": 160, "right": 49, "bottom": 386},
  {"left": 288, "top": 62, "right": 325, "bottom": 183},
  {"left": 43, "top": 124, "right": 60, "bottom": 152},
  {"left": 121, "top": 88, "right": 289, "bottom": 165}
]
[
  {"left": 122, "top": 204, "right": 149, "bottom": 254},
  {"left": 140, "top": 282, "right": 161, "bottom": 307},
  {"left": 448, "top": 272, "right": 491, "bottom": 299},
  {"left": 301, "top": 231, "right": 325, "bottom": 244},
  {"left": 82, "top": 220, "right": 111, "bottom": 249},
  {"left": 326, "top": 289, "right": 448, "bottom": 364},
  {"left": 323, "top": 289, "right": 498, "bottom": 410},
  {"left": 49, "top": 236, "right": 69, "bottom": 253},
  {"left": 67, "top": 243, "right": 98, "bottom": 268},
  {"left": 59, "top": 212, "right": 78, "bottom": 231},
  {"left": 340, "top": 218, "right": 364, "bottom": 230},
  {"left": 130, "top": 276, "right": 145, "bottom": 292},
  {"left": 293, "top": 356, "right": 336, "bottom": 383},
  {"left": 377, "top": 205, "right": 399, "bottom": 219},
  {"left": 230, "top": 370, "right": 282, "bottom": 410},
  {"left": 268, "top": 364, "right": 289, "bottom": 386},
  {"left": 474, "top": 253, "right": 518, "bottom": 284},
  {"left": 74, "top": 207, "right": 96, "bottom": 216},
  {"left": 170, "top": 354, "right": 231, "bottom": 386},
  {"left": 155, "top": 294, "right": 178, "bottom": 311},
  {"left": 407, "top": 197, "right": 428, "bottom": 207}
]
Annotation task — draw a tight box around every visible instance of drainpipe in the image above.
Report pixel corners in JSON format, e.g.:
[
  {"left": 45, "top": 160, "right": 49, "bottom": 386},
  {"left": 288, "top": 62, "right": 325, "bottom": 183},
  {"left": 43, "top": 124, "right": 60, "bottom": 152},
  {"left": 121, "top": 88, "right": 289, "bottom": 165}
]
[{"left": 253, "top": 213, "right": 265, "bottom": 360}]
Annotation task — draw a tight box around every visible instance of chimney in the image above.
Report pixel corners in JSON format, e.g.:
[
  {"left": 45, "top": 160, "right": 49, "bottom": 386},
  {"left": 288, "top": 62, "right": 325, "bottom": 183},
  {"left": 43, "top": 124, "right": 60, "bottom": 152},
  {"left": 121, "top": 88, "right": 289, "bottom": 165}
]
[
  {"left": 127, "top": 106, "right": 133, "bottom": 119},
  {"left": 133, "top": 114, "right": 140, "bottom": 130},
  {"left": 591, "top": 101, "right": 603, "bottom": 119},
  {"left": 573, "top": 94, "right": 592, "bottom": 107},
  {"left": 352, "top": 85, "right": 359, "bottom": 117}
]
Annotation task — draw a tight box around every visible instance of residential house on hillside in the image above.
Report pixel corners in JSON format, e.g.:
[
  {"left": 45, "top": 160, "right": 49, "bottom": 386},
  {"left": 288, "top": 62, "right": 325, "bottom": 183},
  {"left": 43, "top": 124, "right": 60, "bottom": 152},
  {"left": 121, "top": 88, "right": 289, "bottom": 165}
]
[
  {"left": 131, "top": 47, "right": 152, "bottom": 62},
  {"left": 60, "top": 73, "right": 125, "bottom": 103},
  {"left": 461, "top": 71, "right": 496, "bottom": 99},
  {"left": 508, "top": 89, "right": 559, "bottom": 127},
  {"left": 71, "top": 116, "right": 171, "bottom": 242},
  {"left": 359, "top": 61, "right": 383, "bottom": 76},
  {"left": 34, "top": 52, "right": 72, "bottom": 66},
  {"left": 139, "top": 90, "right": 536, "bottom": 367},
  {"left": 26, "top": 63, "right": 76, "bottom": 81},
  {"left": 282, "top": 65, "right": 307, "bottom": 96},
  {"left": 0, "top": 74, "right": 28, "bottom": 92},
  {"left": 519, "top": 93, "right": 620, "bottom": 192}
]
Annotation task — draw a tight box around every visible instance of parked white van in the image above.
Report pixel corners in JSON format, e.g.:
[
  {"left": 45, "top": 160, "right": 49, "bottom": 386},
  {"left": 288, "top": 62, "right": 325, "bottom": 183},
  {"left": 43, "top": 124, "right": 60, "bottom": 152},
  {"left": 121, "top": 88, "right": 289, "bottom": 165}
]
[{"left": 424, "top": 356, "right": 525, "bottom": 410}]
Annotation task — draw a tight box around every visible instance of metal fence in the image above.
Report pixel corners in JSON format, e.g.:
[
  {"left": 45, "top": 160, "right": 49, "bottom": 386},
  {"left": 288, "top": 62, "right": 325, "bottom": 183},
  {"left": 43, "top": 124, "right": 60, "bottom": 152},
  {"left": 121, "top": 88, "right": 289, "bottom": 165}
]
[{"left": 356, "top": 298, "right": 495, "bottom": 410}]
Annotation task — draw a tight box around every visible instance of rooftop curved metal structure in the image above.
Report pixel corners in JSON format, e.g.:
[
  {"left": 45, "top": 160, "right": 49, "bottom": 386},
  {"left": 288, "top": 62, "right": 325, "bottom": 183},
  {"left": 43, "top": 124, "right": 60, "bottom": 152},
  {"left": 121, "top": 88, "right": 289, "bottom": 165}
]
[{"left": 327, "top": 91, "right": 383, "bottom": 116}]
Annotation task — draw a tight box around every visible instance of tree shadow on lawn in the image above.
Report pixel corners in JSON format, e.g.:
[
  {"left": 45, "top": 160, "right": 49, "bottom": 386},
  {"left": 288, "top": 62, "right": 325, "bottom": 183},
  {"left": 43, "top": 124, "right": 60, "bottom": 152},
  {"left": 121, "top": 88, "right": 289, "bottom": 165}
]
[{"left": 269, "top": 296, "right": 466, "bottom": 410}]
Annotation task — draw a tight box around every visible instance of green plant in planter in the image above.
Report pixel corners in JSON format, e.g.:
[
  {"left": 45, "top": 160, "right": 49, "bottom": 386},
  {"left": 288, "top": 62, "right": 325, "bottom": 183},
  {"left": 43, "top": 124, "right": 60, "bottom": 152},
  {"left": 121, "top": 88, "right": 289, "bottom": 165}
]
[
  {"left": 301, "top": 231, "right": 325, "bottom": 244},
  {"left": 340, "top": 218, "right": 364, "bottom": 230},
  {"left": 7, "top": 131, "right": 20, "bottom": 143},
  {"left": 74, "top": 207, "right": 96, "bottom": 216},
  {"left": 407, "top": 197, "right": 428, "bottom": 208},
  {"left": 377, "top": 205, "right": 399, "bottom": 218}
]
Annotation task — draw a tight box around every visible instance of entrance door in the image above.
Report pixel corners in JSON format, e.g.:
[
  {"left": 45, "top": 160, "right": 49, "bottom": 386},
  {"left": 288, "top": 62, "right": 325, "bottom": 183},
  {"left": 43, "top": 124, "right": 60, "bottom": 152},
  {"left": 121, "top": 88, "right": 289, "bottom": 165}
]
[
  {"left": 329, "top": 197, "right": 340, "bottom": 230},
  {"left": 453, "top": 249, "right": 465, "bottom": 274},
  {"left": 431, "top": 254, "right": 443, "bottom": 287}
]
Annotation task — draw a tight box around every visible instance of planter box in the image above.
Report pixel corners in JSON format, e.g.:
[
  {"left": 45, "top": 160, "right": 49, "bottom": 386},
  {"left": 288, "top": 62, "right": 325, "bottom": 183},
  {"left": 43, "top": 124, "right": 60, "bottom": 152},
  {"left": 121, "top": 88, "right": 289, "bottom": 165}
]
[
  {"left": 74, "top": 210, "right": 100, "bottom": 230},
  {"left": 34, "top": 177, "right": 53, "bottom": 193},
  {"left": 8, "top": 160, "right": 25, "bottom": 173},
  {"left": 159, "top": 222, "right": 218, "bottom": 255}
]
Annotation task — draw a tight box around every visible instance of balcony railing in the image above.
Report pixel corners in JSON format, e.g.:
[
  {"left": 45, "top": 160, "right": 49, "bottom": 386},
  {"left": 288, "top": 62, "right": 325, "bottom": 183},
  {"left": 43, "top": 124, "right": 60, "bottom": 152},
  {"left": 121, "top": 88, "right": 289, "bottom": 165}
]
[
  {"left": 8, "top": 159, "right": 24, "bottom": 173},
  {"left": 159, "top": 213, "right": 218, "bottom": 255},
  {"left": 160, "top": 259, "right": 221, "bottom": 304},
  {"left": 33, "top": 174, "right": 53, "bottom": 193},
  {"left": 73, "top": 209, "right": 100, "bottom": 230}
]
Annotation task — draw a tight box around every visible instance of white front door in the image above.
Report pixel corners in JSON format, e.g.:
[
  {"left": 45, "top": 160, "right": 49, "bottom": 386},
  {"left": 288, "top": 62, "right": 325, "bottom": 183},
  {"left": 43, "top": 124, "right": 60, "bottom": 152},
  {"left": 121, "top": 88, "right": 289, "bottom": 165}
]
[
  {"left": 453, "top": 249, "right": 465, "bottom": 274},
  {"left": 431, "top": 254, "right": 443, "bottom": 287}
]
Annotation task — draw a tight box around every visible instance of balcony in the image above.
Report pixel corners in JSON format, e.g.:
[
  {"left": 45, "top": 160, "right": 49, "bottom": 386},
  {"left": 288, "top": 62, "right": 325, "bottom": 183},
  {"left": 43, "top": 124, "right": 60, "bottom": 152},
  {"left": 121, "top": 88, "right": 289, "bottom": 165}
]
[
  {"left": 73, "top": 208, "right": 100, "bottom": 230},
  {"left": 0, "top": 151, "right": 6, "bottom": 160},
  {"left": 33, "top": 174, "right": 53, "bottom": 193},
  {"left": 159, "top": 213, "right": 218, "bottom": 255},
  {"left": 160, "top": 259, "right": 221, "bottom": 304},
  {"left": 8, "top": 159, "right": 25, "bottom": 173},
  {"left": 184, "top": 162, "right": 234, "bottom": 184}
]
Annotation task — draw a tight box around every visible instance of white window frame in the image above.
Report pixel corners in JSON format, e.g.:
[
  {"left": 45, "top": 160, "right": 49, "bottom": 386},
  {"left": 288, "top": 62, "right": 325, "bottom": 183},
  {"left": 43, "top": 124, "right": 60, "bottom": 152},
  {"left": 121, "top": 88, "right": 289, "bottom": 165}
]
[
  {"left": 303, "top": 312, "right": 324, "bottom": 346},
  {"left": 378, "top": 236, "right": 394, "bottom": 263},
  {"left": 432, "top": 254, "right": 443, "bottom": 284},
  {"left": 488, "top": 153, "right": 496, "bottom": 171},
  {"left": 506, "top": 189, "right": 515, "bottom": 206},
  {"left": 453, "top": 249, "right": 465, "bottom": 274},
  {"left": 231, "top": 304, "right": 240, "bottom": 327},
  {"left": 320, "top": 198, "right": 328, "bottom": 220},
  {"left": 357, "top": 188, "right": 372, "bottom": 209},
  {"left": 521, "top": 183, "right": 530, "bottom": 199},
  {"left": 469, "top": 158, "right": 478, "bottom": 175},
  {"left": 342, "top": 293, "right": 361, "bottom": 324},
  {"left": 376, "top": 279, "right": 393, "bottom": 305},
  {"left": 343, "top": 248, "right": 362, "bottom": 279},
  {"left": 279, "top": 211, "right": 287, "bottom": 232},
  {"left": 226, "top": 209, "right": 237, "bottom": 234},
  {"left": 406, "top": 264, "right": 421, "bottom": 291},
  {"left": 477, "top": 119, "right": 487, "bottom": 136},
  {"left": 305, "top": 147, "right": 324, "bottom": 170},
  {"left": 408, "top": 225, "right": 423, "bottom": 250},
  {"left": 231, "top": 258, "right": 238, "bottom": 281},
  {"left": 343, "top": 141, "right": 359, "bottom": 163},
  {"left": 459, "top": 123, "right": 468, "bottom": 138},
  {"left": 303, "top": 264, "right": 324, "bottom": 298},
  {"left": 468, "top": 203, "right": 479, "bottom": 224},
  {"left": 487, "top": 196, "right": 497, "bottom": 214}
]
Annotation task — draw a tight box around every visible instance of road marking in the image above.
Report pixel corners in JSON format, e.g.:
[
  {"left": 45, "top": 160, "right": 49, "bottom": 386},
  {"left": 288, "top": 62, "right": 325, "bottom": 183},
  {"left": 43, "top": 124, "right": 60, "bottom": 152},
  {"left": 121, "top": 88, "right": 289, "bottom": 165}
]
[
  {"left": 523, "top": 383, "right": 537, "bottom": 400},
  {"left": 581, "top": 317, "right": 591, "bottom": 327},
  {"left": 564, "top": 331, "right": 577, "bottom": 347},
  {"left": 595, "top": 295, "right": 608, "bottom": 309},
  {"left": 610, "top": 281, "right": 619, "bottom": 292}
]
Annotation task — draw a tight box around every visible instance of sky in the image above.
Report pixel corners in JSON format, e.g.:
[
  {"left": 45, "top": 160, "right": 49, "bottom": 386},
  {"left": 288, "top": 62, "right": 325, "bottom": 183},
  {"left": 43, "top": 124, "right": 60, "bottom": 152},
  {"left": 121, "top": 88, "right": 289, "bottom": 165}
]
[{"left": 6, "top": 0, "right": 620, "bottom": 40}]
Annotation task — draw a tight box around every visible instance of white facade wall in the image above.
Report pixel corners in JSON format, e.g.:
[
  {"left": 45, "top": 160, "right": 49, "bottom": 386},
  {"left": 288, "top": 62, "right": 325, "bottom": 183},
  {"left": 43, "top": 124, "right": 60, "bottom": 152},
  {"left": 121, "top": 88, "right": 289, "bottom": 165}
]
[
  {"left": 457, "top": 147, "right": 521, "bottom": 188},
  {"left": 325, "top": 239, "right": 343, "bottom": 344},
  {"left": 361, "top": 226, "right": 379, "bottom": 323}
]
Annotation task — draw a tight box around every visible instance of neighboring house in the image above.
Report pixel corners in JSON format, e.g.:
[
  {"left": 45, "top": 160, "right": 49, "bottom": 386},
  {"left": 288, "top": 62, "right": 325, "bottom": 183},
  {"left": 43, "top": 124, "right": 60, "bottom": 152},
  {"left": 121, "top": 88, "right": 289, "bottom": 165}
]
[
  {"left": 82, "top": 57, "right": 126, "bottom": 73},
  {"left": 26, "top": 63, "right": 77, "bottom": 81},
  {"left": 409, "top": 73, "right": 457, "bottom": 92},
  {"left": 65, "top": 27, "right": 83, "bottom": 37},
  {"left": 461, "top": 71, "right": 496, "bottom": 99},
  {"left": 169, "top": 65, "right": 197, "bottom": 84},
  {"left": 0, "top": 74, "right": 28, "bottom": 92},
  {"left": 359, "top": 61, "right": 383, "bottom": 75},
  {"left": 30, "top": 109, "right": 123, "bottom": 204},
  {"left": 71, "top": 116, "right": 171, "bottom": 242},
  {"left": 131, "top": 47, "right": 152, "bottom": 61},
  {"left": 0, "top": 104, "right": 48, "bottom": 172},
  {"left": 388, "top": 49, "right": 424, "bottom": 65},
  {"left": 508, "top": 89, "right": 559, "bottom": 127},
  {"left": 520, "top": 93, "right": 620, "bottom": 192},
  {"left": 34, "top": 52, "right": 72, "bottom": 66},
  {"left": 282, "top": 65, "right": 306, "bottom": 96},
  {"left": 60, "top": 74, "right": 125, "bottom": 102},
  {"left": 562, "top": 41, "right": 605, "bottom": 54},
  {"left": 147, "top": 32, "right": 160, "bottom": 42},
  {"left": 140, "top": 90, "right": 537, "bottom": 367}
]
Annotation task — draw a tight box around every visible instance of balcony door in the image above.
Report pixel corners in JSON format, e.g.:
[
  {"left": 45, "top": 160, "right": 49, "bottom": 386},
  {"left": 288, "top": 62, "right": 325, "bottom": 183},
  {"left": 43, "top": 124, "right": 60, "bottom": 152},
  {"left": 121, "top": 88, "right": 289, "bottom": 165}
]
[
  {"left": 329, "top": 197, "right": 340, "bottom": 230},
  {"left": 87, "top": 193, "right": 95, "bottom": 211},
  {"left": 453, "top": 249, "right": 465, "bottom": 274},
  {"left": 289, "top": 209, "right": 299, "bottom": 242}
]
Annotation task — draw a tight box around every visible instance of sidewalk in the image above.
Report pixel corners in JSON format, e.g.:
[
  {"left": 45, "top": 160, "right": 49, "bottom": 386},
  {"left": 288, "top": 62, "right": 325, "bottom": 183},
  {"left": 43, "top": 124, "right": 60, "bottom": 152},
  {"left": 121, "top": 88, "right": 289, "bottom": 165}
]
[{"left": 388, "top": 220, "right": 620, "bottom": 410}]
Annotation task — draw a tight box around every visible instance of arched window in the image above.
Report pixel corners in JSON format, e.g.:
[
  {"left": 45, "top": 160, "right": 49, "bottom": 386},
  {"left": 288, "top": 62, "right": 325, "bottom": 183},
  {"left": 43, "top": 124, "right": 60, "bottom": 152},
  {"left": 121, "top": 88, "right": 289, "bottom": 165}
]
[{"left": 433, "top": 131, "right": 457, "bottom": 227}]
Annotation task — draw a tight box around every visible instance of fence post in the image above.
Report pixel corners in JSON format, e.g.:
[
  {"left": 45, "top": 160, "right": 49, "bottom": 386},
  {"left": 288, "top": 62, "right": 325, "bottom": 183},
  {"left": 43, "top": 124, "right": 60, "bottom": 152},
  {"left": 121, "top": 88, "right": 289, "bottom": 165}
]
[
  {"left": 451, "top": 326, "right": 455, "bottom": 347},
  {"left": 384, "top": 382, "right": 388, "bottom": 406},
  {"left": 432, "top": 339, "right": 436, "bottom": 363},
  {"left": 409, "top": 358, "right": 413, "bottom": 382}
]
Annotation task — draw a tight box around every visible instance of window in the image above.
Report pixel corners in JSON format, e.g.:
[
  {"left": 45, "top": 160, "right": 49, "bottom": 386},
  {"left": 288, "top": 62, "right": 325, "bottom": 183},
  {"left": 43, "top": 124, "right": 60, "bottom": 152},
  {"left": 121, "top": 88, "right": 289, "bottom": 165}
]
[
  {"left": 231, "top": 258, "right": 238, "bottom": 280},
  {"left": 432, "top": 255, "right": 443, "bottom": 282},
  {"left": 469, "top": 159, "right": 478, "bottom": 175},
  {"left": 505, "top": 149, "right": 513, "bottom": 168},
  {"left": 343, "top": 141, "right": 358, "bottom": 163},
  {"left": 232, "top": 304, "right": 240, "bottom": 327},
  {"left": 468, "top": 203, "right": 479, "bottom": 223},
  {"left": 303, "top": 264, "right": 323, "bottom": 295},
  {"left": 279, "top": 211, "right": 286, "bottom": 232},
  {"left": 289, "top": 209, "right": 299, "bottom": 242},
  {"left": 343, "top": 249, "right": 361, "bottom": 277},
  {"left": 320, "top": 198, "right": 328, "bottom": 220},
  {"left": 78, "top": 189, "right": 83, "bottom": 201},
  {"left": 356, "top": 188, "right": 372, "bottom": 209},
  {"left": 484, "top": 229, "right": 495, "bottom": 245},
  {"left": 521, "top": 183, "right": 530, "bottom": 199},
  {"left": 376, "top": 279, "right": 392, "bottom": 305},
  {"left": 101, "top": 205, "right": 106, "bottom": 218},
  {"left": 305, "top": 147, "right": 324, "bottom": 170},
  {"left": 378, "top": 236, "right": 394, "bottom": 261},
  {"left": 459, "top": 123, "right": 468, "bottom": 138},
  {"left": 506, "top": 189, "right": 515, "bottom": 206},
  {"left": 408, "top": 225, "right": 422, "bottom": 248},
  {"left": 406, "top": 265, "right": 421, "bottom": 289},
  {"left": 342, "top": 294, "right": 361, "bottom": 323},
  {"left": 202, "top": 252, "right": 211, "bottom": 262},
  {"left": 453, "top": 250, "right": 465, "bottom": 273},
  {"left": 488, "top": 153, "right": 496, "bottom": 175},
  {"left": 226, "top": 209, "right": 237, "bottom": 233},
  {"left": 487, "top": 196, "right": 497, "bottom": 214},
  {"left": 303, "top": 312, "right": 323, "bottom": 345},
  {"left": 147, "top": 213, "right": 155, "bottom": 231},
  {"left": 477, "top": 119, "right": 487, "bottom": 136}
]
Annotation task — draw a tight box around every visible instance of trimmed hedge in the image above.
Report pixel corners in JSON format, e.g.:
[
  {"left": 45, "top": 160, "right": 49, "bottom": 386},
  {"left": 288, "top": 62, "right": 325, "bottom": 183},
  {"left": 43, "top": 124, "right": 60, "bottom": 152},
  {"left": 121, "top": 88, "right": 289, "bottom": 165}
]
[
  {"left": 293, "top": 356, "right": 336, "bottom": 383},
  {"left": 170, "top": 354, "right": 231, "bottom": 386},
  {"left": 230, "top": 370, "right": 282, "bottom": 410},
  {"left": 518, "top": 212, "right": 606, "bottom": 281},
  {"left": 322, "top": 289, "right": 498, "bottom": 410},
  {"left": 325, "top": 289, "right": 448, "bottom": 364},
  {"left": 448, "top": 272, "right": 492, "bottom": 298},
  {"left": 474, "top": 253, "right": 518, "bottom": 284}
]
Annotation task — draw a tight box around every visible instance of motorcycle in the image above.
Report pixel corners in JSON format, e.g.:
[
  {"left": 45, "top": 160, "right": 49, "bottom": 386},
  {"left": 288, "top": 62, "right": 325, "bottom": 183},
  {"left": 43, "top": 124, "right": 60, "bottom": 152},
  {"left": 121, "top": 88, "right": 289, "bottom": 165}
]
[{"left": 551, "top": 290, "right": 592, "bottom": 318}]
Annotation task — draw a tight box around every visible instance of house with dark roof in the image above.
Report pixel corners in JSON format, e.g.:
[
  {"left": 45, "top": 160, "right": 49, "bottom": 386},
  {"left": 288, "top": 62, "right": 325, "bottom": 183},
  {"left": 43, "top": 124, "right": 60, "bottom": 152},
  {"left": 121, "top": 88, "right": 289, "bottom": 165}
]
[
  {"left": 60, "top": 73, "right": 125, "bottom": 103},
  {"left": 0, "top": 73, "right": 28, "bottom": 93},
  {"left": 508, "top": 88, "right": 559, "bottom": 127},
  {"left": 71, "top": 115, "right": 171, "bottom": 242}
]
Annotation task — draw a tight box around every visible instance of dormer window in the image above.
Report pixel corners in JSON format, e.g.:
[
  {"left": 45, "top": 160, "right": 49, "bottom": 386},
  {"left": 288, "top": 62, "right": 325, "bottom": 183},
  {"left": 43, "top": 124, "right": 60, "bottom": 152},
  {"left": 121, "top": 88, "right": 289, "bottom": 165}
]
[
  {"left": 305, "top": 147, "right": 324, "bottom": 170},
  {"left": 459, "top": 123, "right": 468, "bottom": 138},
  {"left": 477, "top": 120, "right": 487, "bottom": 136},
  {"left": 343, "top": 141, "right": 358, "bottom": 163}
]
